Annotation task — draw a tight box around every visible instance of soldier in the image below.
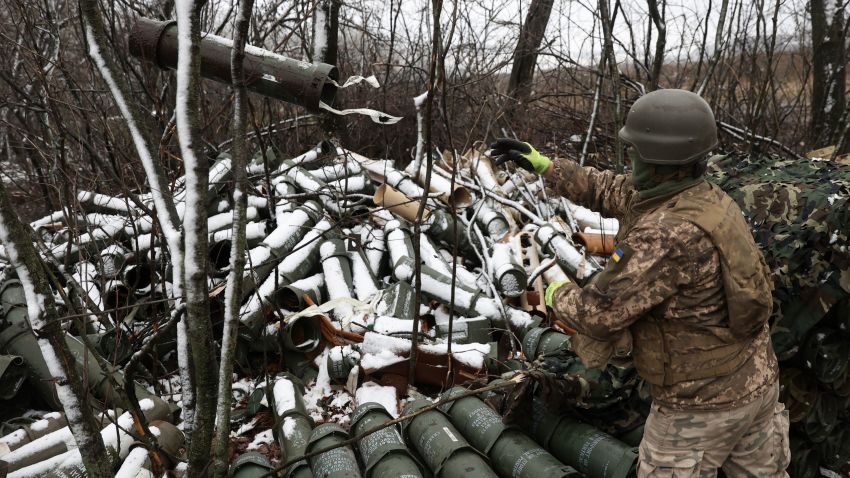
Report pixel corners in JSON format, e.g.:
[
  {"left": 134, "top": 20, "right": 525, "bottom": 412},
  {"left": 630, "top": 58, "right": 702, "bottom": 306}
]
[{"left": 491, "top": 89, "right": 790, "bottom": 477}]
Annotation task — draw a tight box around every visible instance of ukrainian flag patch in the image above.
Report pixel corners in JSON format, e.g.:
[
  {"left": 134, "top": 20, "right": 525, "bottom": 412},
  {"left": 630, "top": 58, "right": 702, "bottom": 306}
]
[{"left": 612, "top": 248, "right": 624, "bottom": 262}]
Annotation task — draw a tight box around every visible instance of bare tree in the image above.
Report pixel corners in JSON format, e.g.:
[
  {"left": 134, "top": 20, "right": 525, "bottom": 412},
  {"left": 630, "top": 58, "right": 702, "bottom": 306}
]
[
  {"left": 810, "top": 0, "right": 848, "bottom": 149},
  {"left": 647, "top": 0, "right": 667, "bottom": 91},
  {"left": 174, "top": 0, "right": 218, "bottom": 473},
  {"left": 0, "top": 180, "right": 111, "bottom": 478},
  {"left": 213, "top": 0, "right": 254, "bottom": 475},
  {"left": 507, "top": 0, "right": 555, "bottom": 107}
]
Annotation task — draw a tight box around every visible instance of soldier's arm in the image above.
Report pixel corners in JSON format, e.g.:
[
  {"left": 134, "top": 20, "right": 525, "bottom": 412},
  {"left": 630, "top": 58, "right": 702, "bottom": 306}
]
[
  {"left": 544, "top": 159, "right": 637, "bottom": 218},
  {"left": 550, "top": 219, "right": 697, "bottom": 341}
]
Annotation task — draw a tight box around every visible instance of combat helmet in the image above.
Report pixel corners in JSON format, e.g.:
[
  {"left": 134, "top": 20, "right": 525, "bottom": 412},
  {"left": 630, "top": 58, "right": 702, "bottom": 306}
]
[{"left": 619, "top": 89, "right": 718, "bottom": 165}]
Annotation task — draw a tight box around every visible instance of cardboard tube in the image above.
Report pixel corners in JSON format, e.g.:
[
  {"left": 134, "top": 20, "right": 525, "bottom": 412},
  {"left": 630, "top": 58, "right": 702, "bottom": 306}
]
[
  {"left": 373, "top": 184, "right": 428, "bottom": 222},
  {"left": 574, "top": 231, "right": 616, "bottom": 255},
  {"left": 410, "top": 164, "right": 473, "bottom": 209}
]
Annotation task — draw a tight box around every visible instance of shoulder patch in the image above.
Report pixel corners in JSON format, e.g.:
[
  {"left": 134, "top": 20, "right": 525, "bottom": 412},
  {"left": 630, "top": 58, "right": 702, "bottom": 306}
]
[{"left": 612, "top": 247, "right": 625, "bottom": 262}]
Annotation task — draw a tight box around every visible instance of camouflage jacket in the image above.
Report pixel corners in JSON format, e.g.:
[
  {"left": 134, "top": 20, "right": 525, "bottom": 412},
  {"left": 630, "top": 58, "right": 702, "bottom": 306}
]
[{"left": 547, "top": 159, "right": 778, "bottom": 410}]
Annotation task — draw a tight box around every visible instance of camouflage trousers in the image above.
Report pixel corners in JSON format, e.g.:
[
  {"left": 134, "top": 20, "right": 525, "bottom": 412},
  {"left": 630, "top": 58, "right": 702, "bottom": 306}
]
[{"left": 638, "top": 381, "right": 790, "bottom": 477}]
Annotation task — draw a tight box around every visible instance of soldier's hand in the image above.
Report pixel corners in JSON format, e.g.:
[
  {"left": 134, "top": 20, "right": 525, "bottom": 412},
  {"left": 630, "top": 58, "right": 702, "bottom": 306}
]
[{"left": 489, "top": 138, "right": 552, "bottom": 175}]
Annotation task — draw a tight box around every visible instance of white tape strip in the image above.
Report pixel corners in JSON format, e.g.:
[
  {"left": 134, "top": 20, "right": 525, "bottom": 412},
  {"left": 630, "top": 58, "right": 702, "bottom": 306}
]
[{"left": 319, "top": 101, "right": 402, "bottom": 125}]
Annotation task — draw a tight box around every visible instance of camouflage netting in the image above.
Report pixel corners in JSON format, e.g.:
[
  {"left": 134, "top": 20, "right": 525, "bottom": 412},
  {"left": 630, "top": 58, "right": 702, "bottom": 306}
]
[{"left": 710, "top": 153, "right": 850, "bottom": 476}]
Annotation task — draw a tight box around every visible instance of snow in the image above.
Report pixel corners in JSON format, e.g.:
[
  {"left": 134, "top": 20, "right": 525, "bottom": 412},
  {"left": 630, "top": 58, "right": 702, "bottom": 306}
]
[
  {"left": 304, "top": 350, "right": 333, "bottom": 421},
  {"left": 360, "top": 332, "right": 489, "bottom": 369},
  {"left": 282, "top": 416, "right": 299, "bottom": 439},
  {"left": 360, "top": 350, "right": 406, "bottom": 370},
  {"left": 349, "top": 250, "right": 378, "bottom": 300},
  {"left": 247, "top": 429, "right": 275, "bottom": 450},
  {"left": 356, "top": 382, "right": 399, "bottom": 417},
  {"left": 273, "top": 377, "right": 298, "bottom": 415},
  {"left": 114, "top": 446, "right": 150, "bottom": 478},
  {"left": 373, "top": 316, "right": 417, "bottom": 336}
]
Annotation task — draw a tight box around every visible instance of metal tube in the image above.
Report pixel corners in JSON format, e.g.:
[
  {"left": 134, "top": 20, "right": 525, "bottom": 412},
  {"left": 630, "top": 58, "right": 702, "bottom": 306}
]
[
  {"left": 489, "top": 242, "right": 527, "bottom": 298},
  {"left": 476, "top": 201, "right": 511, "bottom": 241},
  {"left": 271, "top": 374, "right": 314, "bottom": 478},
  {"left": 535, "top": 223, "right": 600, "bottom": 280},
  {"left": 128, "top": 17, "right": 338, "bottom": 112},
  {"left": 0, "top": 412, "right": 66, "bottom": 456},
  {"left": 349, "top": 247, "right": 379, "bottom": 301},
  {"left": 0, "top": 280, "right": 163, "bottom": 412},
  {"left": 359, "top": 223, "right": 385, "bottom": 277},
  {"left": 439, "top": 387, "right": 577, "bottom": 478},
  {"left": 275, "top": 273, "right": 325, "bottom": 311},
  {"left": 307, "top": 423, "right": 363, "bottom": 478},
  {"left": 320, "top": 238, "right": 355, "bottom": 321},
  {"left": 401, "top": 399, "right": 498, "bottom": 478},
  {"left": 349, "top": 403, "right": 426, "bottom": 478}
]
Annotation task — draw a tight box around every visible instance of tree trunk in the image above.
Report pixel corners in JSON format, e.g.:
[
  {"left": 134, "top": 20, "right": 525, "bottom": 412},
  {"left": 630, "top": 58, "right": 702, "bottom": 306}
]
[
  {"left": 810, "top": 0, "right": 848, "bottom": 150},
  {"left": 0, "top": 181, "right": 112, "bottom": 478},
  {"left": 174, "top": 0, "right": 218, "bottom": 473},
  {"left": 313, "top": 0, "right": 341, "bottom": 64},
  {"left": 79, "top": 0, "right": 194, "bottom": 443},
  {"left": 599, "top": 0, "right": 625, "bottom": 172},
  {"left": 213, "top": 0, "right": 254, "bottom": 476},
  {"left": 507, "top": 0, "right": 555, "bottom": 106},
  {"left": 647, "top": 0, "right": 667, "bottom": 91}
]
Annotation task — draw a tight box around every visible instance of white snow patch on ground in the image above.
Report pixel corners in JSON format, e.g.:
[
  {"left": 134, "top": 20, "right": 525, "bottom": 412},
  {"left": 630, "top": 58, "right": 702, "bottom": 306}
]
[{"left": 247, "top": 429, "right": 275, "bottom": 450}]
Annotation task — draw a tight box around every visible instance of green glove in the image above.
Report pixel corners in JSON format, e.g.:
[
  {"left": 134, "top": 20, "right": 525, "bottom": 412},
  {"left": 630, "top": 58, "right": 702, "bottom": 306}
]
[
  {"left": 489, "top": 138, "right": 552, "bottom": 175},
  {"left": 544, "top": 279, "right": 571, "bottom": 308}
]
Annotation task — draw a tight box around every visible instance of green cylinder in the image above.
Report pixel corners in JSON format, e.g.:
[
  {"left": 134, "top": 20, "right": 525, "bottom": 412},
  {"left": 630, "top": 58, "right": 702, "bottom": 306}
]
[
  {"left": 401, "top": 399, "right": 498, "bottom": 478},
  {"left": 522, "top": 327, "right": 570, "bottom": 360},
  {"left": 529, "top": 408, "right": 638, "bottom": 478},
  {"left": 308, "top": 423, "right": 363, "bottom": 478},
  {"left": 350, "top": 403, "right": 426, "bottom": 478},
  {"left": 327, "top": 346, "right": 359, "bottom": 383},
  {"left": 439, "top": 387, "right": 576, "bottom": 478},
  {"left": 0, "top": 280, "right": 164, "bottom": 412},
  {"left": 425, "top": 209, "right": 472, "bottom": 254},
  {"left": 274, "top": 273, "right": 325, "bottom": 311},
  {"left": 0, "top": 354, "right": 26, "bottom": 400},
  {"left": 271, "top": 373, "right": 314, "bottom": 478},
  {"left": 228, "top": 452, "right": 274, "bottom": 478},
  {"left": 281, "top": 316, "right": 322, "bottom": 353},
  {"left": 375, "top": 281, "right": 416, "bottom": 321}
]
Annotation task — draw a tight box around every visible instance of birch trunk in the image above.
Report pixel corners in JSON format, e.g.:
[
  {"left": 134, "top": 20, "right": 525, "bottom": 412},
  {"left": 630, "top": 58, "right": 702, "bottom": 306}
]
[
  {"left": 213, "top": 0, "right": 254, "bottom": 475},
  {"left": 78, "top": 0, "right": 194, "bottom": 436},
  {"left": 174, "top": 0, "right": 218, "bottom": 472},
  {"left": 0, "top": 181, "right": 112, "bottom": 478}
]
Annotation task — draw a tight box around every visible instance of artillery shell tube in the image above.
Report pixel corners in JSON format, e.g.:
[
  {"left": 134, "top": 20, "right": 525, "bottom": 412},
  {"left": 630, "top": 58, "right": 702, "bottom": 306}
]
[
  {"left": 535, "top": 224, "right": 599, "bottom": 280},
  {"left": 439, "top": 387, "right": 576, "bottom": 478},
  {"left": 327, "top": 346, "right": 360, "bottom": 383},
  {"left": 476, "top": 201, "right": 511, "bottom": 240},
  {"left": 275, "top": 273, "right": 325, "bottom": 311},
  {"left": 401, "top": 399, "right": 498, "bottom": 478},
  {"left": 242, "top": 200, "right": 323, "bottom": 297},
  {"left": 360, "top": 224, "right": 386, "bottom": 277},
  {"left": 129, "top": 18, "right": 337, "bottom": 111},
  {"left": 424, "top": 209, "right": 472, "bottom": 253},
  {"left": 0, "top": 412, "right": 66, "bottom": 456},
  {"left": 490, "top": 242, "right": 528, "bottom": 298},
  {"left": 315, "top": 161, "right": 364, "bottom": 182},
  {"left": 223, "top": 452, "right": 274, "bottom": 478},
  {"left": 271, "top": 374, "right": 314, "bottom": 478},
  {"left": 320, "top": 239, "right": 356, "bottom": 320},
  {"left": 349, "top": 403, "right": 425, "bottom": 478},
  {"left": 521, "top": 327, "right": 570, "bottom": 360},
  {"left": 349, "top": 248, "right": 379, "bottom": 301},
  {"left": 240, "top": 217, "right": 332, "bottom": 329},
  {"left": 527, "top": 403, "right": 638, "bottom": 478},
  {"left": 281, "top": 315, "right": 323, "bottom": 353},
  {"left": 385, "top": 223, "right": 415, "bottom": 274},
  {"left": 0, "top": 280, "right": 162, "bottom": 411},
  {"left": 308, "top": 423, "right": 363, "bottom": 478}
]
